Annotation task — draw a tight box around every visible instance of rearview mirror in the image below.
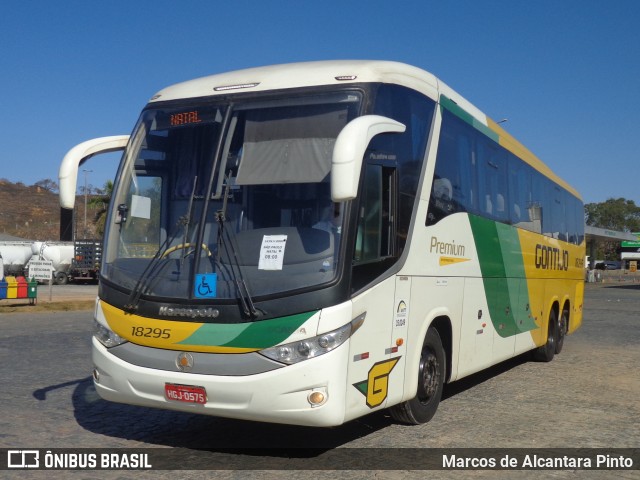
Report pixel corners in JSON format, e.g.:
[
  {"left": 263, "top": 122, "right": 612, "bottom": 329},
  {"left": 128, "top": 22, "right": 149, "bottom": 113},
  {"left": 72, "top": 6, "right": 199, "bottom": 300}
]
[
  {"left": 331, "top": 115, "right": 405, "bottom": 201},
  {"left": 59, "top": 135, "right": 129, "bottom": 209}
]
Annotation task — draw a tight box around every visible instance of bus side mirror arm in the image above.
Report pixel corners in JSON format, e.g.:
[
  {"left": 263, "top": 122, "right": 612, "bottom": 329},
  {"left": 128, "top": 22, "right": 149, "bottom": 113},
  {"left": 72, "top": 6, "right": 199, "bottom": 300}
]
[
  {"left": 58, "top": 135, "right": 130, "bottom": 209},
  {"left": 115, "top": 203, "right": 128, "bottom": 224},
  {"left": 331, "top": 115, "right": 405, "bottom": 202}
]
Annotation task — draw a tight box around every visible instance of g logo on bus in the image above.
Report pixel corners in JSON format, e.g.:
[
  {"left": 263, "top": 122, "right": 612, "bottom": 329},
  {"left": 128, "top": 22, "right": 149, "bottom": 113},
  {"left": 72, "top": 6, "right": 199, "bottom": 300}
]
[
  {"left": 353, "top": 357, "right": 400, "bottom": 408},
  {"left": 176, "top": 352, "right": 194, "bottom": 372}
]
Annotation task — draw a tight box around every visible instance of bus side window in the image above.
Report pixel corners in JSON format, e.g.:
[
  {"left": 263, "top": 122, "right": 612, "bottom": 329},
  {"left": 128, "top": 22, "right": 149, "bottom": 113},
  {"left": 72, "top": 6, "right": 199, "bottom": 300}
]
[
  {"left": 477, "top": 141, "right": 508, "bottom": 223},
  {"left": 485, "top": 194, "right": 493, "bottom": 215},
  {"left": 427, "top": 111, "right": 475, "bottom": 226},
  {"left": 433, "top": 177, "right": 453, "bottom": 201},
  {"left": 352, "top": 163, "right": 397, "bottom": 292},
  {"left": 354, "top": 164, "right": 395, "bottom": 263},
  {"left": 431, "top": 102, "right": 583, "bottom": 244},
  {"left": 371, "top": 84, "right": 435, "bottom": 250}
]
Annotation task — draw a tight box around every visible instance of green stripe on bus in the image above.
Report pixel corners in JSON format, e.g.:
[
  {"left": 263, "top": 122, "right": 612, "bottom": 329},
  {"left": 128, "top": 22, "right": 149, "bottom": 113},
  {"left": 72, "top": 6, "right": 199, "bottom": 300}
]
[
  {"left": 439, "top": 95, "right": 499, "bottom": 143},
  {"left": 177, "top": 311, "right": 317, "bottom": 349},
  {"left": 468, "top": 215, "right": 537, "bottom": 337}
]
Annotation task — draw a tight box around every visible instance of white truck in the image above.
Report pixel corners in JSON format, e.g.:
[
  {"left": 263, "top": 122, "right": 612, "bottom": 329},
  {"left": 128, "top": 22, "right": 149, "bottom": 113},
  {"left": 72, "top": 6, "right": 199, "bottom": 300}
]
[{"left": 0, "top": 241, "right": 73, "bottom": 284}]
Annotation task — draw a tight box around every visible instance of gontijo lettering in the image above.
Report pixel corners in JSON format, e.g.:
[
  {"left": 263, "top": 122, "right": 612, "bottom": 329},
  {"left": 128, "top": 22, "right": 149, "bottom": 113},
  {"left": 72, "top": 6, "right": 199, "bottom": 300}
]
[{"left": 535, "top": 244, "right": 569, "bottom": 271}]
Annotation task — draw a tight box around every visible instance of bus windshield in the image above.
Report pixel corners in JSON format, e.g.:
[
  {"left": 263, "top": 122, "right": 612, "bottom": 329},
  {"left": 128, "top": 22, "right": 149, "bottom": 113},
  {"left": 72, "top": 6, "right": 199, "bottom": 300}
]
[{"left": 102, "top": 91, "right": 361, "bottom": 304}]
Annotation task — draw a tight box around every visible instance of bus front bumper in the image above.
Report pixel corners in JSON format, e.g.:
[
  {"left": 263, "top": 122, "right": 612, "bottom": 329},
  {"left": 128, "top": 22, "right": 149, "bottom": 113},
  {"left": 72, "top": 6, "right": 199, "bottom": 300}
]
[{"left": 91, "top": 337, "right": 349, "bottom": 427}]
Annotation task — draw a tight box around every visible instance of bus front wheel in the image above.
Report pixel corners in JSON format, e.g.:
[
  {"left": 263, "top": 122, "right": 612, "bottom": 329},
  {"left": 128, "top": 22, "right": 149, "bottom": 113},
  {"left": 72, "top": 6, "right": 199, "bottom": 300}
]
[{"left": 389, "top": 327, "right": 445, "bottom": 425}]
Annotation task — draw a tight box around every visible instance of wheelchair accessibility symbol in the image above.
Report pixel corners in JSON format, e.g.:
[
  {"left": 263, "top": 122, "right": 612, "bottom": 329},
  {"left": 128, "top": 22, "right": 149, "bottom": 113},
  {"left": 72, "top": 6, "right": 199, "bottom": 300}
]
[{"left": 195, "top": 273, "right": 217, "bottom": 298}]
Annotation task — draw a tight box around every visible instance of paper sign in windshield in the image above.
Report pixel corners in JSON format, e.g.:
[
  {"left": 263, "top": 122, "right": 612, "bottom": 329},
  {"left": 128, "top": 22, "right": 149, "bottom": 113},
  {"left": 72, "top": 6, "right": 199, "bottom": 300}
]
[
  {"left": 258, "top": 235, "right": 287, "bottom": 270},
  {"left": 131, "top": 195, "right": 151, "bottom": 219}
]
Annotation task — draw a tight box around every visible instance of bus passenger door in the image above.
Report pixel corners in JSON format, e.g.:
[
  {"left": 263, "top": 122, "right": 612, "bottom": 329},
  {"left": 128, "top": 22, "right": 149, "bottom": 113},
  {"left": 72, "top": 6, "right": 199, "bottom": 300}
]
[
  {"left": 345, "top": 162, "right": 404, "bottom": 419},
  {"left": 346, "top": 277, "right": 398, "bottom": 419}
]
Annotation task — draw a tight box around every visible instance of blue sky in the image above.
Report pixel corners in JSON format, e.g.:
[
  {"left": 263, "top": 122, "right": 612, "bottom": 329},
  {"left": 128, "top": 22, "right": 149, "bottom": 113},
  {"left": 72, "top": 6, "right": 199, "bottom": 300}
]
[{"left": 1, "top": 0, "right": 639, "bottom": 204}]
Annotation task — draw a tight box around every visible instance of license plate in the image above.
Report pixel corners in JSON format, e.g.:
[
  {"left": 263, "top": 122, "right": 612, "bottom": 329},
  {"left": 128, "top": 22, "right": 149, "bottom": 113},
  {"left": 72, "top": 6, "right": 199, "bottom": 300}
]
[{"left": 165, "top": 383, "right": 207, "bottom": 404}]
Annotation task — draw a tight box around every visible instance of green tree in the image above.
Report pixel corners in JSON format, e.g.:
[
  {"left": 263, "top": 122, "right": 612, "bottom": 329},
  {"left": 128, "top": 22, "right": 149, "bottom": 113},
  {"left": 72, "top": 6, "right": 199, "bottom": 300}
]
[
  {"left": 584, "top": 198, "right": 640, "bottom": 261},
  {"left": 89, "top": 180, "right": 114, "bottom": 237},
  {"left": 584, "top": 198, "right": 640, "bottom": 232}
]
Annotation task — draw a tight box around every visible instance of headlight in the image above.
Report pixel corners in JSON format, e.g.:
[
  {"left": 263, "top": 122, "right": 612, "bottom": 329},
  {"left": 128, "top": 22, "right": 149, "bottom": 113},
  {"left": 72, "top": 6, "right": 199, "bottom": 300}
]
[
  {"left": 93, "top": 320, "right": 128, "bottom": 348},
  {"left": 260, "top": 313, "right": 365, "bottom": 365}
]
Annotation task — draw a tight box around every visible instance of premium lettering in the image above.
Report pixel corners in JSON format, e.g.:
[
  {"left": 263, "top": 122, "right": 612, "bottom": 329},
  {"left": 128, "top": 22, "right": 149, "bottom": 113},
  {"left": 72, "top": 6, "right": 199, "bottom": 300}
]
[{"left": 430, "top": 236, "right": 465, "bottom": 256}]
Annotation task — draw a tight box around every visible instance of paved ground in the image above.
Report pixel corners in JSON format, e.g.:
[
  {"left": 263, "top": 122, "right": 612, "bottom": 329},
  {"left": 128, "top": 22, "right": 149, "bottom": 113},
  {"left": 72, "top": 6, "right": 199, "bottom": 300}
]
[{"left": 0, "top": 281, "right": 638, "bottom": 479}]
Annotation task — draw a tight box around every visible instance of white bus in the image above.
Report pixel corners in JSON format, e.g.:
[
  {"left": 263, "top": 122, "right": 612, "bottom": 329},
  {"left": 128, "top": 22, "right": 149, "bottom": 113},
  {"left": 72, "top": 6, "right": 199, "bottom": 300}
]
[{"left": 59, "top": 61, "right": 585, "bottom": 426}]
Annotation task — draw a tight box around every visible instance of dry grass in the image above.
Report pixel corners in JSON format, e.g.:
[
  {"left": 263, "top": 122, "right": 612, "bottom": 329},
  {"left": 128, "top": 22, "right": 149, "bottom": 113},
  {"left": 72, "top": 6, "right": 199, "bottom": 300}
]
[
  {"left": 0, "top": 179, "right": 98, "bottom": 240},
  {"left": 0, "top": 299, "right": 94, "bottom": 313}
]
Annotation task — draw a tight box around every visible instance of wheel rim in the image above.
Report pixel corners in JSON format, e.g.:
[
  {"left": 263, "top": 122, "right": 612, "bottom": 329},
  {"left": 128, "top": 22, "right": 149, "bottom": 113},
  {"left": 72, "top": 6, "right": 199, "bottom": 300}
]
[
  {"left": 556, "top": 312, "right": 567, "bottom": 352},
  {"left": 559, "top": 313, "right": 567, "bottom": 337},
  {"left": 418, "top": 347, "right": 440, "bottom": 404},
  {"left": 546, "top": 311, "right": 557, "bottom": 352}
]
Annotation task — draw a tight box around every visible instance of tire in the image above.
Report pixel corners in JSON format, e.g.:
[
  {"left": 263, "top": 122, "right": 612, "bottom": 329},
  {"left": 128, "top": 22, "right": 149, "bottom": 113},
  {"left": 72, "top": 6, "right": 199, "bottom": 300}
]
[
  {"left": 533, "top": 309, "right": 557, "bottom": 362},
  {"left": 555, "top": 309, "right": 568, "bottom": 354},
  {"left": 389, "top": 327, "right": 445, "bottom": 424},
  {"left": 55, "top": 271, "right": 69, "bottom": 285}
]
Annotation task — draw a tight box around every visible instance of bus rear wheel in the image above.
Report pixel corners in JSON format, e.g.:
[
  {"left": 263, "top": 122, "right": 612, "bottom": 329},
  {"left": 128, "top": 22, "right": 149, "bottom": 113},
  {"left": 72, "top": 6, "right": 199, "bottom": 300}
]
[
  {"left": 533, "top": 309, "right": 558, "bottom": 362},
  {"left": 389, "top": 327, "right": 445, "bottom": 425},
  {"left": 555, "top": 309, "right": 568, "bottom": 354}
]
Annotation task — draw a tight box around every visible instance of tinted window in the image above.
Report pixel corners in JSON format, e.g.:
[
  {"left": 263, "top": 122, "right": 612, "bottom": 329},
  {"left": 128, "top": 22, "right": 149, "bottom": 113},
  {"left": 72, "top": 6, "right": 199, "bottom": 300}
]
[
  {"left": 351, "top": 85, "right": 435, "bottom": 292},
  {"left": 428, "top": 108, "right": 583, "bottom": 244},
  {"left": 370, "top": 84, "right": 435, "bottom": 252}
]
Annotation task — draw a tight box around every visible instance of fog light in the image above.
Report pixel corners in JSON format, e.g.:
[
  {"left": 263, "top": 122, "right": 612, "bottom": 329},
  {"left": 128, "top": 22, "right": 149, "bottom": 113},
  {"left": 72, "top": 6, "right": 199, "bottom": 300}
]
[
  {"left": 93, "top": 368, "right": 100, "bottom": 383},
  {"left": 308, "top": 391, "right": 326, "bottom": 406}
]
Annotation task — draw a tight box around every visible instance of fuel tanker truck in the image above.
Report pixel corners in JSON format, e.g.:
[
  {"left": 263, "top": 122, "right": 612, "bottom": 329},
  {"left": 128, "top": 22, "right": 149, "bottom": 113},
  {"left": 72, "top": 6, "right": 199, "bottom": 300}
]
[
  {"left": 0, "top": 242, "right": 34, "bottom": 276},
  {"left": 0, "top": 241, "right": 73, "bottom": 284},
  {"left": 31, "top": 241, "right": 74, "bottom": 284}
]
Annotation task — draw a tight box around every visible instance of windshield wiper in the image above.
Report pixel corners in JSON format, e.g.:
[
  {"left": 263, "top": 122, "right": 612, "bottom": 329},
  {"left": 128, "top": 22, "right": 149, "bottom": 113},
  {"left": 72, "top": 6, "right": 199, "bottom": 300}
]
[
  {"left": 215, "top": 174, "right": 230, "bottom": 265},
  {"left": 125, "top": 106, "right": 231, "bottom": 313},
  {"left": 225, "top": 231, "right": 259, "bottom": 318},
  {"left": 123, "top": 177, "right": 199, "bottom": 313},
  {"left": 181, "top": 175, "right": 198, "bottom": 266},
  {"left": 215, "top": 175, "right": 259, "bottom": 319},
  {"left": 122, "top": 224, "right": 182, "bottom": 313}
]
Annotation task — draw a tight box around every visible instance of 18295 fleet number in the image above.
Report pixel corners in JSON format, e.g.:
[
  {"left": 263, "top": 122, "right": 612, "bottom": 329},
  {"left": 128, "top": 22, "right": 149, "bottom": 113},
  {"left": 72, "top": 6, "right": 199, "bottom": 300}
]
[{"left": 131, "top": 326, "right": 171, "bottom": 339}]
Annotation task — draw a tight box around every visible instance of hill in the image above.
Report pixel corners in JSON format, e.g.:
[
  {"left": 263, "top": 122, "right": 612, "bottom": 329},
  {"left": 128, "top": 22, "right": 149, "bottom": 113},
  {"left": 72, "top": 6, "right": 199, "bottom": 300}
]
[{"left": 0, "top": 179, "right": 98, "bottom": 242}]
